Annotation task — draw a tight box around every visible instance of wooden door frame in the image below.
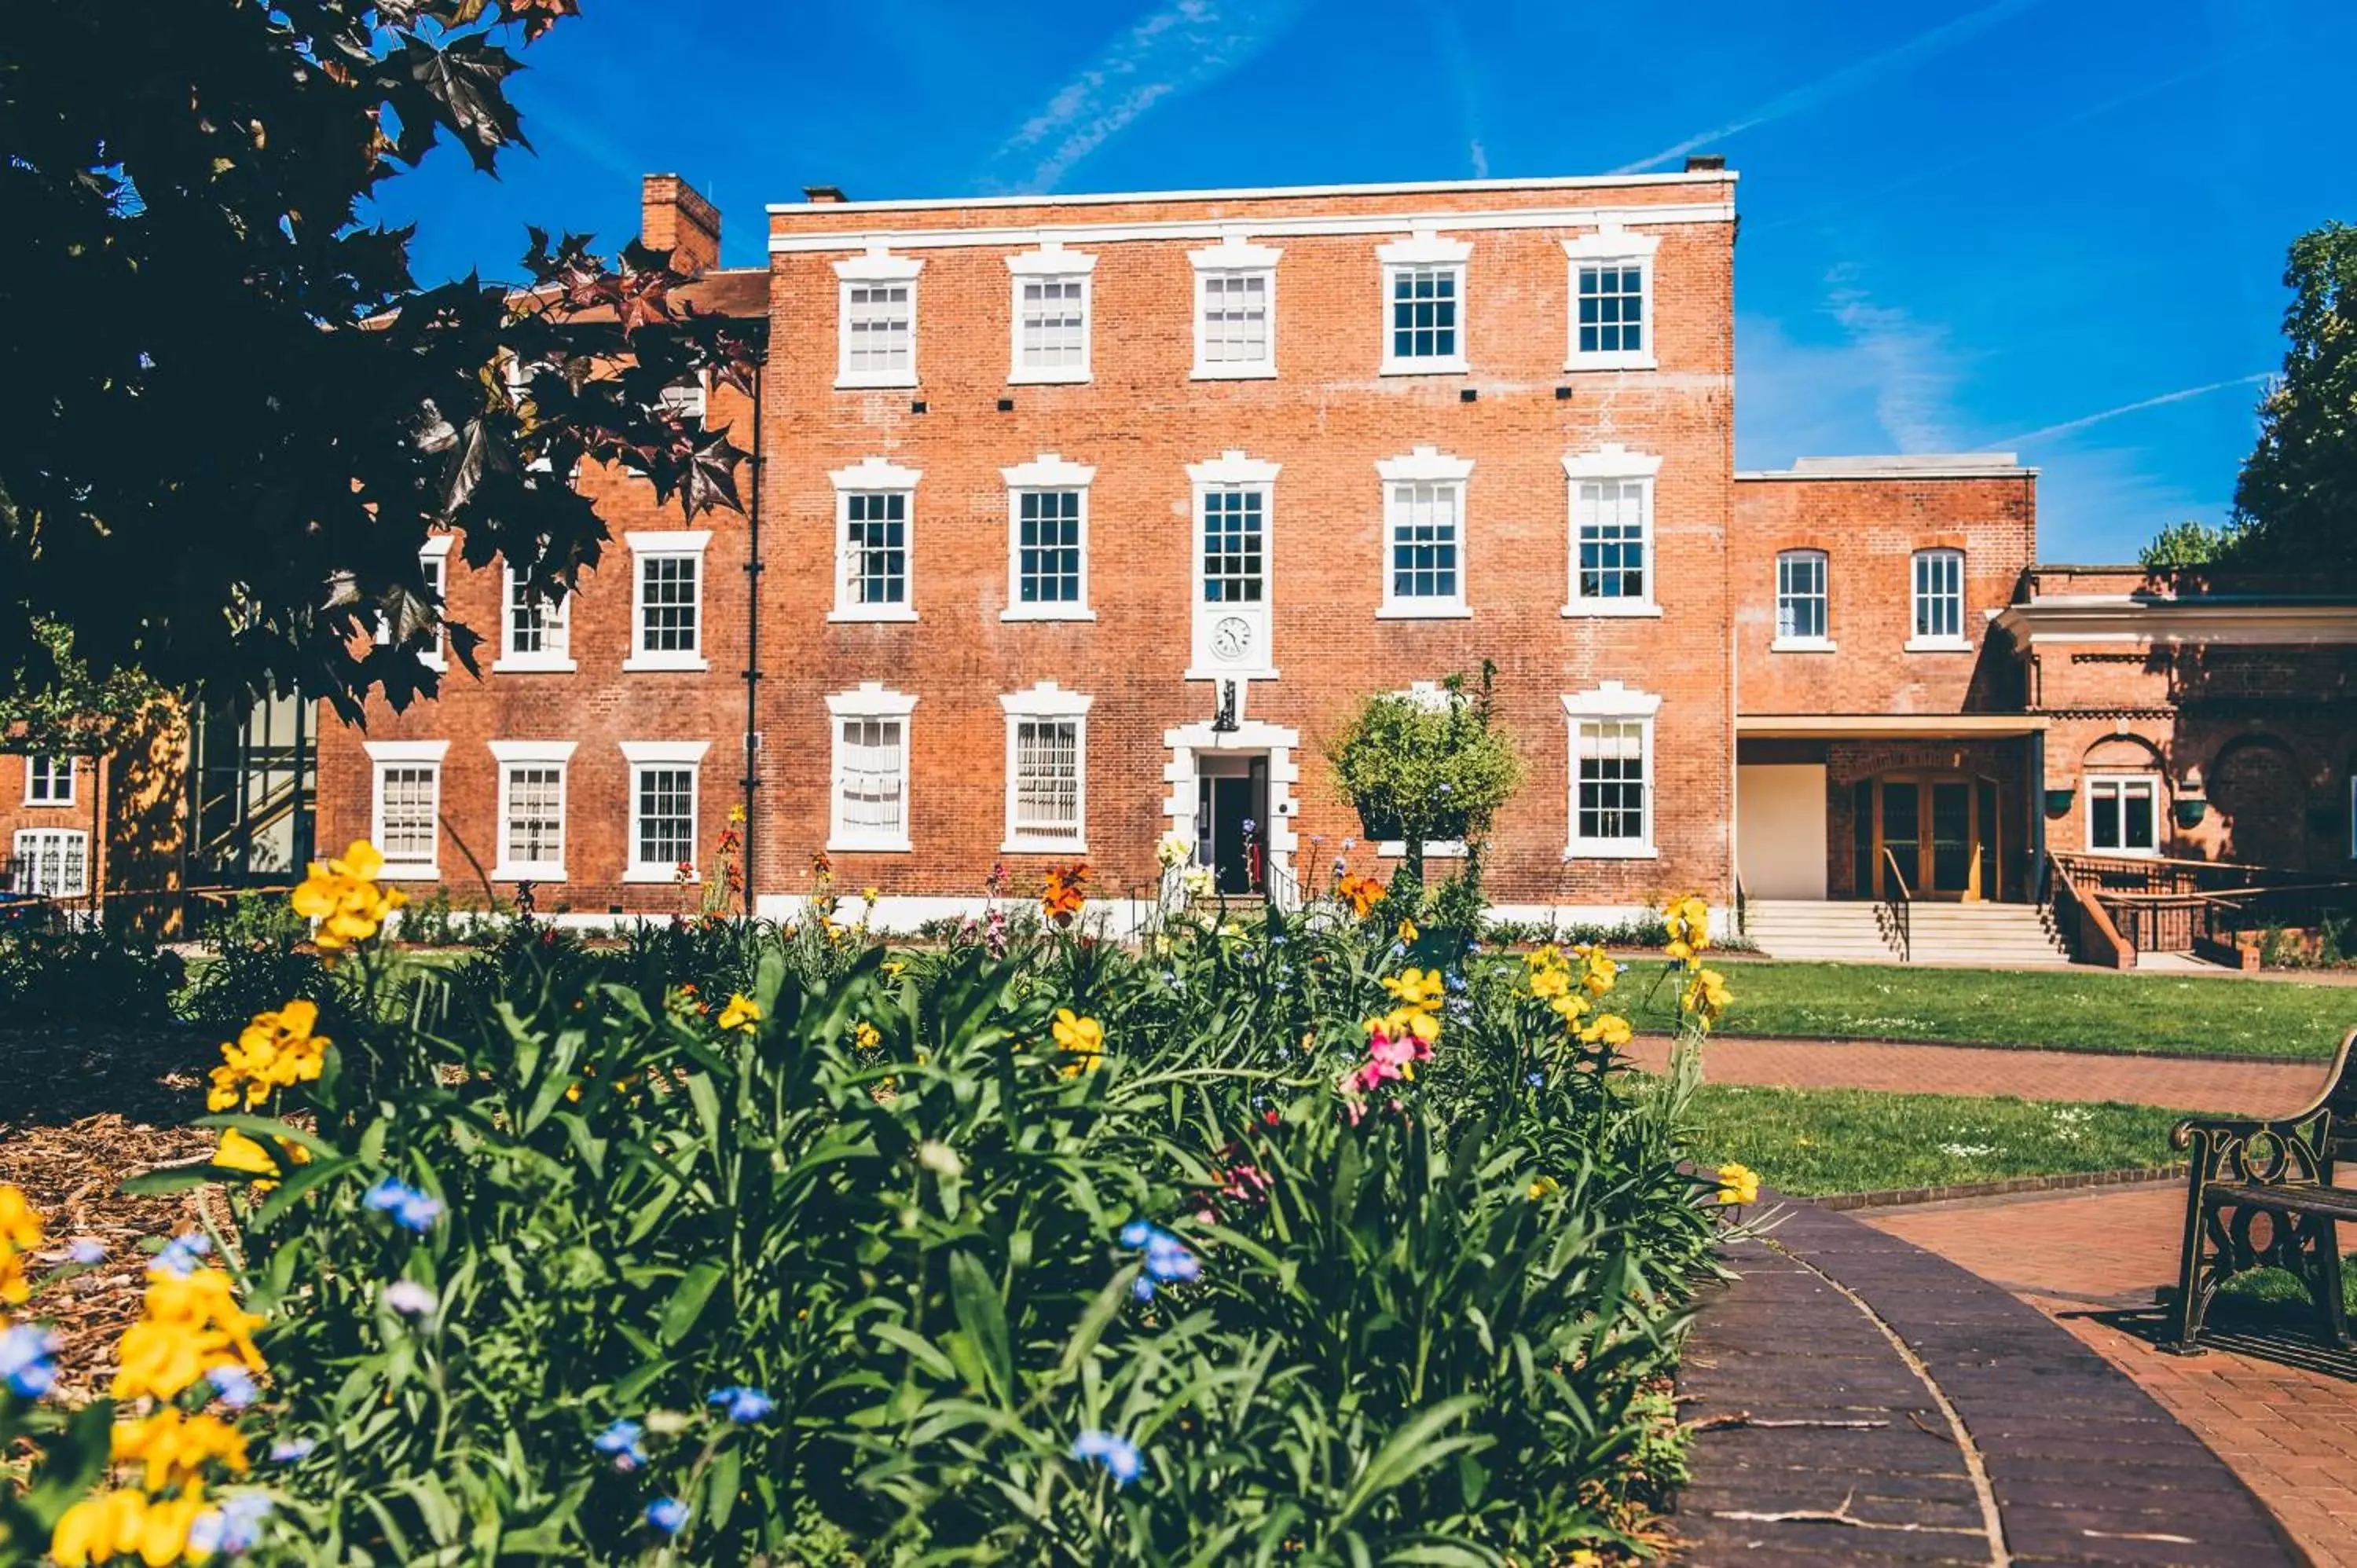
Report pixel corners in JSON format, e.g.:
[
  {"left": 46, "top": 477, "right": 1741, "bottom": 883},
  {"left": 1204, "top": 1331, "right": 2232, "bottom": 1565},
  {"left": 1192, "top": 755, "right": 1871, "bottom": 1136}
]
[{"left": 1865, "top": 771, "right": 2000, "bottom": 903}]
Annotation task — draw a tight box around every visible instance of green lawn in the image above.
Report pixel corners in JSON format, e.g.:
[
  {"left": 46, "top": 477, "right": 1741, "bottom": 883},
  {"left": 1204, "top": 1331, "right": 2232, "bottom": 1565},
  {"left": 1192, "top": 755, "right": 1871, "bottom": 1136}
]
[
  {"left": 1646, "top": 961, "right": 2357, "bottom": 1060},
  {"left": 1684, "top": 1083, "right": 2192, "bottom": 1197}
]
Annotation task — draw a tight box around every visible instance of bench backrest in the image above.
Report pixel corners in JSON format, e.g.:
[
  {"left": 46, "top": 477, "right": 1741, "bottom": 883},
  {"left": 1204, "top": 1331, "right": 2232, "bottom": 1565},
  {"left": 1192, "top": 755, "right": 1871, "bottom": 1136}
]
[{"left": 2322, "top": 1027, "right": 2357, "bottom": 1163}]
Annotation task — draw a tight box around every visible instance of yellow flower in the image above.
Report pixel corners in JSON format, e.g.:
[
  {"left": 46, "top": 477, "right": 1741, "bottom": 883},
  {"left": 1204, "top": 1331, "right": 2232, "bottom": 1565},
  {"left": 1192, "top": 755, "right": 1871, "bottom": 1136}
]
[
  {"left": 1381, "top": 968, "right": 1444, "bottom": 1009},
  {"left": 291, "top": 839, "right": 407, "bottom": 952},
  {"left": 1680, "top": 966, "right": 1732, "bottom": 1030},
  {"left": 211, "top": 1127, "right": 309, "bottom": 1191},
  {"left": 1, "top": 1181, "right": 43, "bottom": 1306},
  {"left": 1396, "top": 918, "right": 1419, "bottom": 944},
  {"left": 717, "top": 994, "right": 761, "bottom": 1034},
  {"left": 52, "top": 1489, "right": 185, "bottom": 1568},
  {"left": 1574, "top": 944, "right": 1618, "bottom": 998},
  {"left": 861, "top": 886, "right": 880, "bottom": 903},
  {"left": 853, "top": 1021, "right": 882, "bottom": 1051},
  {"left": 112, "top": 1408, "right": 251, "bottom": 1493},
  {"left": 1579, "top": 1013, "right": 1633, "bottom": 1048},
  {"left": 1526, "top": 1175, "right": 1561, "bottom": 1202},
  {"left": 1051, "top": 1008, "right": 1105, "bottom": 1077},
  {"left": 882, "top": 960, "right": 907, "bottom": 978},
  {"left": 1368, "top": 1006, "right": 1439, "bottom": 1046},
  {"left": 1717, "top": 1162, "right": 1761, "bottom": 1207},
  {"left": 207, "top": 1000, "right": 328, "bottom": 1113},
  {"left": 113, "top": 1267, "right": 266, "bottom": 1404},
  {"left": 1664, "top": 895, "right": 1712, "bottom": 965}
]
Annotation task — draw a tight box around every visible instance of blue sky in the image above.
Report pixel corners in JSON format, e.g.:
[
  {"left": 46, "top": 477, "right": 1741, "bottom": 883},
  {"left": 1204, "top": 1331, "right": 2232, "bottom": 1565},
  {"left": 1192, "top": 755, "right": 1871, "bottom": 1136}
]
[{"left": 377, "top": 0, "right": 2355, "bottom": 563}]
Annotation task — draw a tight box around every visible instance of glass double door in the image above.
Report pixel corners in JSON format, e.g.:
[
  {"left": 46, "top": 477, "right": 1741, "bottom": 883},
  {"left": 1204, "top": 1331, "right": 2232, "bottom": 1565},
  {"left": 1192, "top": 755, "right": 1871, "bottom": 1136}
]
[{"left": 1858, "top": 774, "right": 2000, "bottom": 901}]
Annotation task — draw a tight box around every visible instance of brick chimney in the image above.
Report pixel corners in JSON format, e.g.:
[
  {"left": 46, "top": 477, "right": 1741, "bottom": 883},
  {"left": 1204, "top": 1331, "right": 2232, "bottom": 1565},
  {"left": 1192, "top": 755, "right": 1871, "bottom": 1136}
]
[
  {"left": 1684, "top": 153, "right": 1727, "bottom": 173},
  {"left": 640, "top": 174, "right": 721, "bottom": 276}
]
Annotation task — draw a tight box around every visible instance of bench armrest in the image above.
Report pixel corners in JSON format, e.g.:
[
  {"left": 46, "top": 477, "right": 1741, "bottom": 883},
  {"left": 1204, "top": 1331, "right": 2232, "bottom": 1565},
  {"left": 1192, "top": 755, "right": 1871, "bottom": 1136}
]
[{"left": 2172, "top": 1110, "right": 2333, "bottom": 1185}]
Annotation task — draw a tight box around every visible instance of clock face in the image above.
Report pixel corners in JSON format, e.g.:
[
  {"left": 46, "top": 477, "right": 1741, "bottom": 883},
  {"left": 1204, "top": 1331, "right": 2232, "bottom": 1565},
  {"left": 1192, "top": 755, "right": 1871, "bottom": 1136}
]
[{"left": 1210, "top": 616, "right": 1252, "bottom": 661}]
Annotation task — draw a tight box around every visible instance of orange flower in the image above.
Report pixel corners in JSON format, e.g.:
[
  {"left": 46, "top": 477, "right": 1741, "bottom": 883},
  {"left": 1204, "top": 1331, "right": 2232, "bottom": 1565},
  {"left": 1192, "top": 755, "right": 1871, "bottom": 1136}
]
[
  {"left": 1039, "top": 861, "right": 1090, "bottom": 927},
  {"left": 1334, "top": 873, "right": 1384, "bottom": 920}
]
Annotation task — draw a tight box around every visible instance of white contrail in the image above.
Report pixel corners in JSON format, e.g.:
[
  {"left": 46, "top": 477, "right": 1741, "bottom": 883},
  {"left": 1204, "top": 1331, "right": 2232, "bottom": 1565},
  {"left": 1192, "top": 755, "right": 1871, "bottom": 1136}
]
[
  {"left": 1615, "top": 0, "right": 2045, "bottom": 173},
  {"left": 984, "top": 0, "right": 1304, "bottom": 193},
  {"left": 1987, "top": 374, "right": 2271, "bottom": 447}
]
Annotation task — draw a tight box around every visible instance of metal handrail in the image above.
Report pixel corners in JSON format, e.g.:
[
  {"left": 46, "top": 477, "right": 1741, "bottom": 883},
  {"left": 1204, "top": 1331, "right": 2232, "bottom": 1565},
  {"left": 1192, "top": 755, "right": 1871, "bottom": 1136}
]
[{"left": 1878, "top": 845, "right": 1912, "bottom": 963}]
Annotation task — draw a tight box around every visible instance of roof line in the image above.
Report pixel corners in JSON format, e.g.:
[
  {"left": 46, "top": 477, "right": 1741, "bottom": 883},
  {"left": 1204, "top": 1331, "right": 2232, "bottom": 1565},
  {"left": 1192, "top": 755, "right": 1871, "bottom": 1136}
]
[{"left": 764, "top": 170, "right": 1736, "bottom": 216}]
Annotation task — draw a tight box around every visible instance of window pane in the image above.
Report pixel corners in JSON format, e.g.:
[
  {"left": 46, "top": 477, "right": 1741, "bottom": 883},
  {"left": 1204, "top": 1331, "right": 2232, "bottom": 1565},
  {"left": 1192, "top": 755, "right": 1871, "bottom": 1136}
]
[
  {"left": 1019, "top": 277, "right": 1087, "bottom": 370},
  {"left": 1576, "top": 262, "right": 1644, "bottom": 354},
  {"left": 1914, "top": 551, "right": 1963, "bottom": 639},
  {"left": 1202, "top": 487, "right": 1264, "bottom": 603},
  {"left": 839, "top": 719, "right": 906, "bottom": 838},
  {"left": 2124, "top": 782, "right": 2156, "bottom": 851},
  {"left": 1776, "top": 551, "right": 1827, "bottom": 639},
  {"left": 636, "top": 767, "right": 695, "bottom": 868},
  {"left": 1388, "top": 482, "right": 1461, "bottom": 601},
  {"left": 1576, "top": 479, "right": 1646, "bottom": 600},
  {"left": 379, "top": 766, "right": 438, "bottom": 866},
  {"left": 10, "top": 830, "right": 89, "bottom": 897},
  {"left": 640, "top": 555, "right": 700, "bottom": 651},
  {"left": 2091, "top": 785, "right": 2121, "bottom": 851},
  {"left": 1017, "top": 490, "right": 1083, "bottom": 603},
  {"left": 1390, "top": 266, "right": 1459, "bottom": 360},
  {"left": 1200, "top": 271, "right": 1270, "bottom": 364},
  {"left": 504, "top": 766, "right": 563, "bottom": 866},
  {"left": 845, "top": 281, "right": 913, "bottom": 375},
  {"left": 1575, "top": 719, "right": 1648, "bottom": 842},
  {"left": 846, "top": 492, "right": 907, "bottom": 606},
  {"left": 1012, "top": 720, "right": 1081, "bottom": 841}
]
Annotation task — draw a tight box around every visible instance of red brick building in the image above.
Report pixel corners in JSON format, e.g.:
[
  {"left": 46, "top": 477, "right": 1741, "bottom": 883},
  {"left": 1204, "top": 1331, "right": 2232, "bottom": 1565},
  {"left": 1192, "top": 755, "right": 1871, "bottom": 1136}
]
[{"left": 304, "top": 166, "right": 2357, "bottom": 945}]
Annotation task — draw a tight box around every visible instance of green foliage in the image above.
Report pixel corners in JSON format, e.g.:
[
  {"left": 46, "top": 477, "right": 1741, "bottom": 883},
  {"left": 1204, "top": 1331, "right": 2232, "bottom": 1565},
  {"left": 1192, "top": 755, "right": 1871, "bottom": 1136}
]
[
  {"left": 2233, "top": 220, "right": 2357, "bottom": 573},
  {"left": 0, "top": 925, "right": 183, "bottom": 1025},
  {"left": 0, "top": 2, "right": 757, "bottom": 716},
  {"left": 107, "top": 901, "right": 1721, "bottom": 1563},
  {"left": 2137, "top": 518, "right": 2241, "bottom": 571},
  {"left": 0, "top": 620, "right": 174, "bottom": 759},
  {"left": 1328, "top": 669, "right": 1525, "bottom": 855},
  {"left": 181, "top": 893, "right": 331, "bottom": 1036}
]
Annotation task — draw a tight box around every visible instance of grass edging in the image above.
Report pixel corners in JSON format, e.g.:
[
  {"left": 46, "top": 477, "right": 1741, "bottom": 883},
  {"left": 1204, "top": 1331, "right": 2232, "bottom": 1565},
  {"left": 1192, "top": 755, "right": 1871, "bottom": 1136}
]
[
  {"left": 1646, "top": 1028, "right": 2319, "bottom": 1068},
  {"left": 1812, "top": 1163, "right": 2189, "bottom": 1213}
]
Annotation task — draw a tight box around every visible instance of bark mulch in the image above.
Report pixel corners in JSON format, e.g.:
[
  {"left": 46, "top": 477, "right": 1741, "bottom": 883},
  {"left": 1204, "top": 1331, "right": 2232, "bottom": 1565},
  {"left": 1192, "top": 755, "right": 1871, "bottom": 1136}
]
[{"left": 1, "top": 1024, "right": 225, "bottom": 1398}]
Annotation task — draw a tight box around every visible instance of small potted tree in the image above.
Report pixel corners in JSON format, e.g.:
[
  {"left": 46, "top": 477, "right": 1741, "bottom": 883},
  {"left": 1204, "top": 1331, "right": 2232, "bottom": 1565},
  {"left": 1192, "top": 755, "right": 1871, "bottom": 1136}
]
[{"left": 1326, "top": 665, "right": 1525, "bottom": 922}]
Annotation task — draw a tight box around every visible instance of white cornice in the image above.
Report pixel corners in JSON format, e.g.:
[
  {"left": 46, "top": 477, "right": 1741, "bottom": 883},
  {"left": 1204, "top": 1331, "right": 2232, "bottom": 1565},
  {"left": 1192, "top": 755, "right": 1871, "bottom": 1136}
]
[
  {"left": 767, "top": 171, "right": 1736, "bottom": 217},
  {"left": 1376, "top": 445, "right": 1474, "bottom": 483},
  {"left": 1002, "top": 452, "right": 1096, "bottom": 489},
  {"left": 829, "top": 456, "right": 922, "bottom": 491},
  {"left": 770, "top": 201, "right": 1734, "bottom": 255},
  {"left": 1186, "top": 449, "right": 1281, "bottom": 485},
  {"left": 1006, "top": 240, "right": 1098, "bottom": 276},
  {"left": 1563, "top": 443, "right": 1662, "bottom": 480},
  {"left": 1995, "top": 601, "right": 2357, "bottom": 648},
  {"left": 1375, "top": 229, "right": 1473, "bottom": 266},
  {"left": 1563, "top": 222, "right": 1660, "bottom": 260},
  {"left": 832, "top": 244, "right": 923, "bottom": 282}
]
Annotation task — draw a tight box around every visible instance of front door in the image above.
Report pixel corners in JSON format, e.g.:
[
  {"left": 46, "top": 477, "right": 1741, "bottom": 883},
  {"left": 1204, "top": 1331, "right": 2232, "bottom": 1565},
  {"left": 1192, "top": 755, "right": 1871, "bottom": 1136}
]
[
  {"left": 1197, "top": 763, "right": 1268, "bottom": 895},
  {"left": 1859, "top": 775, "right": 1998, "bottom": 900}
]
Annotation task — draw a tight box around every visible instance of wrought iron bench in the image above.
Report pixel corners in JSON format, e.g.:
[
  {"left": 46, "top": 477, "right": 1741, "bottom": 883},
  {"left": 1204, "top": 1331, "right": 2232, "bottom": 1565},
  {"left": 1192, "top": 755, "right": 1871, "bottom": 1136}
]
[{"left": 2167, "top": 1028, "right": 2357, "bottom": 1353}]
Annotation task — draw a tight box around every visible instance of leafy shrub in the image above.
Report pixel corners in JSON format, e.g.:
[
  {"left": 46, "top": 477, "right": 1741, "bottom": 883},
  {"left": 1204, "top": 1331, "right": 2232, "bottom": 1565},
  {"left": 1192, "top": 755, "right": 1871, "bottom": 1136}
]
[
  {"left": 0, "top": 925, "right": 183, "bottom": 1025},
  {"left": 1326, "top": 668, "right": 1525, "bottom": 879},
  {"left": 180, "top": 892, "right": 329, "bottom": 1036},
  {"left": 9, "top": 857, "right": 1739, "bottom": 1564}
]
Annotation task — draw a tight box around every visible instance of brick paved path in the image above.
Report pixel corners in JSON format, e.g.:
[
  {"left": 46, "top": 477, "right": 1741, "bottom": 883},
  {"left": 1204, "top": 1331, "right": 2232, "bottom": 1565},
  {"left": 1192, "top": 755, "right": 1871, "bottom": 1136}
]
[
  {"left": 1868, "top": 1183, "right": 2357, "bottom": 1567},
  {"left": 1678, "top": 1201, "right": 2296, "bottom": 1565},
  {"left": 1626, "top": 1035, "right": 2331, "bottom": 1113}
]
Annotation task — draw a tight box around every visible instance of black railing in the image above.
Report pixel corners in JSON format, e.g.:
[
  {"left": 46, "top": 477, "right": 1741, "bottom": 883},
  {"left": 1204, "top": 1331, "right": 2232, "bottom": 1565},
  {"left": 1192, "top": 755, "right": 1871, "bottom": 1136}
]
[{"left": 1878, "top": 845, "right": 1912, "bottom": 963}]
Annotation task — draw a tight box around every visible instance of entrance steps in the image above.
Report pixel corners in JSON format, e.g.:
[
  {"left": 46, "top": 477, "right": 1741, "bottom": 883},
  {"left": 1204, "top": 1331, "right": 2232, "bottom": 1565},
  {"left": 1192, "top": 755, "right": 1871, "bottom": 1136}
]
[{"left": 1744, "top": 899, "right": 2074, "bottom": 966}]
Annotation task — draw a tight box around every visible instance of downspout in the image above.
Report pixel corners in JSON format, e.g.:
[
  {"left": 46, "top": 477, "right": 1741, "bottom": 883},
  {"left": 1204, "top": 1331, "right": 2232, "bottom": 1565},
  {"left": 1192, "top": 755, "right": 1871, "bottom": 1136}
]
[{"left": 739, "top": 349, "right": 765, "bottom": 918}]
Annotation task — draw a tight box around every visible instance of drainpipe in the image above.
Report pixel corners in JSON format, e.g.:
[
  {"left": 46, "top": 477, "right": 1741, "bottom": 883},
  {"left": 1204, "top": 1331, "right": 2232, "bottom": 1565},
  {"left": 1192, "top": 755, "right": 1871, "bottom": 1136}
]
[
  {"left": 2029, "top": 727, "right": 2047, "bottom": 903},
  {"left": 739, "top": 354, "right": 765, "bottom": 918}
]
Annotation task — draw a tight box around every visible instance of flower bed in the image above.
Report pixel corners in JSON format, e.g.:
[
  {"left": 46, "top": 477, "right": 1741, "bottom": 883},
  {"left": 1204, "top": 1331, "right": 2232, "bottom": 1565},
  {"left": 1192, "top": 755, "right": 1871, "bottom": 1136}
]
[{"left": 1, "top": 848, "right": 1743, "bottom": 1565}]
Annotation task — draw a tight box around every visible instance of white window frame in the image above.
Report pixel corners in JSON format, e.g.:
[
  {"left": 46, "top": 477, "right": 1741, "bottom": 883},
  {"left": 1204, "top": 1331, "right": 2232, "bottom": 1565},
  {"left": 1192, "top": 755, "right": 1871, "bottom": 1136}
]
[
  {"left": 10, "top": 828, "right": 89, "bottom": 898},
  {"left": 365, "top": 739, "right": 447, "bottom": 881},
  {"left": 1006, "top": 243, "right": 1096, "bottom": 386},
  {"left": 1562, "top": 445, "right": 1663, "bottom": 617},
  {"left": 827, "top": 683, "right": 918, "bottom": 853},
  {"left": 1376, "top": 446, "right": 1474, "bottom": 619},
  {"left": 620, "top": 739, "right": 710, "bottom": 883},
  {"left": 827, "top": 457, "right": 922, "bottom": 624},
  {"left": 658, "top": 373, "right": 707, "bottom": 421},
  {"left": 834, "top": 246, "right": 923, "bottom": 390},
  {"left": 2086, "top": 773, "right": 2162, "bottom": 858},
  {"left": 1376, "top": 230, "right": 1471, "bottom": 376},
  {"left": 23, "top": 754, "right": 75, "bottom": 808},
  {"left": 489, "top": 739, "right": 575, "bottom": 882},
  {"left": 1563, "top": 224, "right": 1659, "bottom": 372},
  {"left": 1773, "top": 548, "right": 1834, "bottom": 650},
  {"left": 624, "top": 530, "right": 712, "bottom": 672},
  {"left": 1189, "top": 236, "right": 1281, "bottom": 380},
  {"left": 1563, "top": 683, "right": 1661, "bottom": 859},
  {"left": 493, "top": 564, "right": 576, "bottom": 672},
  {"left": 999, "top": 682, "right": 1093, "bottom": 854},
  {"left": 1908, "top": 548, "right": 1970, "bottom": 651},
  {"left": 1001, "top": 453, "right": 1097, "bottom": 622},
  {"left": 416, "top": 536, "right": 454, "bottom": 670}
]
